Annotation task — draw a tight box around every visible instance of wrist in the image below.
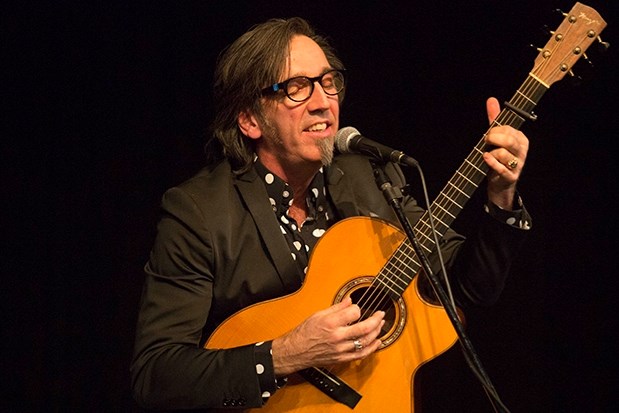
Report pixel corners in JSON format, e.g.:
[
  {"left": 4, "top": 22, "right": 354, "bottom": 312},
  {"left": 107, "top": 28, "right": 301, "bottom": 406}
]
[
  {"left": 487, "top": 187, "right": 516, "bottom": 211},
  {"left": 272, "top": 336, "right": 304, "bottom": 376}
]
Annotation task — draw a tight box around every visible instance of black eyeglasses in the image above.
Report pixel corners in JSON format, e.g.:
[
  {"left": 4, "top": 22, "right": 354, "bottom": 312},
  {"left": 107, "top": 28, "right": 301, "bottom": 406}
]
[{"left": 261, "top": 69, "right": 345, "bottom": 102}]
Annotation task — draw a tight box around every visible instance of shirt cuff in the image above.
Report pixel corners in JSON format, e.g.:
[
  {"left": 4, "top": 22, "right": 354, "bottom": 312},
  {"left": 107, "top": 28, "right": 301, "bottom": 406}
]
[
  {"left": 254, "top": 341, "right": 288, "bottom": 404},
  {"left": 484, "top": 193, "right": 532, "bottom": 230}
]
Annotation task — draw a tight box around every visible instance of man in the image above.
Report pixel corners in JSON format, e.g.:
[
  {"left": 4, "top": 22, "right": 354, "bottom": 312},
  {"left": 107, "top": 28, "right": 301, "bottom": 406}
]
[{"left": 131, "top": 17, "right": 531, "bottom": 410}]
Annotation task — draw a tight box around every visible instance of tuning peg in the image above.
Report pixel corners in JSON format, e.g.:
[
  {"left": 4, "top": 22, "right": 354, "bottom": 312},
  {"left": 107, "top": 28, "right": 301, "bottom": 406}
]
[
  {"left": 597, "top": 36, "right": 610, "bottom": 52},
  {"left": 582, "top": 52, "right": 597, "bottom": 67},
  {"left": 530, "top": 44, "right": 552, "bottom": 59},
  {"left": 555, "top": 8, "right": 567, "bottom": 17},
  {"left": 540, "top": 24, "right": 552, "bottom": 36},
  {"left": 567, "top": 70, "right": 584, "bottom": 87}
]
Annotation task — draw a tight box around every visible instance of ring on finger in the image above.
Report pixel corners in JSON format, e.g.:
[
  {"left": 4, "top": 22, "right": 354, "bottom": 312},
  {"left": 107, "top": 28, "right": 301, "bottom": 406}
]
[
  {"left": 352, "top": 339, "right": 363, "bottom": 351},
  {"left": 507, "top": 157, "right": 518, "bottom": 170}
]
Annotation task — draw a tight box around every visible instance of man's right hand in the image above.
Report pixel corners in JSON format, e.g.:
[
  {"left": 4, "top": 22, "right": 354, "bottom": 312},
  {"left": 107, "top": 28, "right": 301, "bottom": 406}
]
[{"left": 271, "top": 296, "right": 385, "bottom": 376}]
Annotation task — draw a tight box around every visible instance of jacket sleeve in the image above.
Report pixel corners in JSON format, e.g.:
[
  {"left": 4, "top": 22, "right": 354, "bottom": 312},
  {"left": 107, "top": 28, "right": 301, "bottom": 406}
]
[
  {"left": 382, "top": 161, "right": 531, "bottom": 308},
  {"left": 130, "top": 187, "right": 269, "bottom": 410}
]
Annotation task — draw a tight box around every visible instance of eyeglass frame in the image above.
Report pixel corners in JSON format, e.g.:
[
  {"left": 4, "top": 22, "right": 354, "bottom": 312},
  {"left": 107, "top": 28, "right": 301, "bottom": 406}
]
[{"left": 260, "top": 69, "right": 346, "bottom": 103}]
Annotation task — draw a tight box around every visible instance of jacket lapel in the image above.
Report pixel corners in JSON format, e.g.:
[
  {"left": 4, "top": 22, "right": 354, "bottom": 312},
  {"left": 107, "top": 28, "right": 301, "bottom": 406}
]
[{"left": 235, "top": 169, "right": 303, "bottom": 293}]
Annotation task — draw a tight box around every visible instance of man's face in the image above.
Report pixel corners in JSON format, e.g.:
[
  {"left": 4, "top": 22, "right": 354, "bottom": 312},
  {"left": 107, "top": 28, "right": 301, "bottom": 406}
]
[{"left": 255, "top": 35, "right": 340, "bottom": 177}]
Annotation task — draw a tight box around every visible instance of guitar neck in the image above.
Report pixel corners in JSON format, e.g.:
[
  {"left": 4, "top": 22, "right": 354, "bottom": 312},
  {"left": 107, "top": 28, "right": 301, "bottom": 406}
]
[
  {"left": 371, "top": 1, "right": 606, "bottom": 302},
  {"left": 376, "top": 75, "right": 549, "bottom": 300},
  {"left": 415, "top": 75, "right": 549, "bottom": 251}
]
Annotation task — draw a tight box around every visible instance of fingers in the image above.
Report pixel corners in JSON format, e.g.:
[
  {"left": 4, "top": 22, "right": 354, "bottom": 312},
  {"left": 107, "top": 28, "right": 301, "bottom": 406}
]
[
  {"left": 346, "top": 310, "right": 385, "bottom": 342},
  {"left": 347, "top": 313, "right": 385, "bottom": 354},
  {"left": 484, "top": 97, "right": 530, "bottom": 168},
  {"left": 486, "top": 97, "right": 501, "bottom": 124},
  {"left": 484, "top": 126, "right": 528, "bottom": 175},
  {"left": 339, "top": 309, "right": 385, "bottom": 360},
  {"left": 317, "top": 296, "right": 361, "bottom": 328},
  {"left": 273, "top": 300, "right": 386, "bottom": 375},
  {"left": 483, "top": 93, "right": 529, "bottom": 176}
]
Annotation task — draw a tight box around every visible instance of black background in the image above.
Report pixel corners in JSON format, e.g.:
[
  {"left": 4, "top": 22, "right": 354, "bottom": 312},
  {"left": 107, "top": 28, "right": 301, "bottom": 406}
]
[{"left": 5, "top": 1, "right": 619, "bottom": 411}]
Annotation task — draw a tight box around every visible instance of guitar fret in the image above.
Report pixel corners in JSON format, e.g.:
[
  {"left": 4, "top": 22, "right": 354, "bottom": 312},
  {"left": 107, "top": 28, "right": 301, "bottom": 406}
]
[
  {"left": 389, "top": 253, "right": 414, "bottom": 280},
  {"left": 441, "top": 192, "right": 463, "bottom": 209},
  {"left": 463, "top": 158, "right": 484, "bottom": 174},
  {"left": 433, "top": 202, "right": 456, "bottom": 220},
  {"left": 455, "top": 170, "right": 478, "bottom": 187},
  {"left": 447, "top": 181, "right": 470, "bottom": 199},
  {"left": 516, "top": 89, "right": 536, "bottom": 104},
  {"left": 415, "top": 219, "right": 446, "bottom": 242},
  {"left": 405, "top": 229, "right": 435, "bottom": 257},
  {"left": 425, "top": 212, "right": 448, "bottom": 231},
  {"left": 374, "top": 276, "right": 403, "bottom": 296}
]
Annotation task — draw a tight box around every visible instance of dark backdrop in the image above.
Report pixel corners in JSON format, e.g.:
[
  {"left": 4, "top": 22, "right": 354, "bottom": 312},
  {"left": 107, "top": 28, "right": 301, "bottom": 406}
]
[{"left": 5, "top": 1, "right": 618, "bottom": 412}]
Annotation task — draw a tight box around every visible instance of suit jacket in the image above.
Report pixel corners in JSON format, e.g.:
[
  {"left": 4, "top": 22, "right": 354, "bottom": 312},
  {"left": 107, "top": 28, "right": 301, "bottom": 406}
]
[{"left": 131, "top": 154, "right": 528, "bottom": 410}]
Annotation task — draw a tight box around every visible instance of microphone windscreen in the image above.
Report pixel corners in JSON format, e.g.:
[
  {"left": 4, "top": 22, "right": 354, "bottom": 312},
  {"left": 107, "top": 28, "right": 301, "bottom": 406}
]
[{"left": 334, "top": 126, "right": 360, "bottom": 154}]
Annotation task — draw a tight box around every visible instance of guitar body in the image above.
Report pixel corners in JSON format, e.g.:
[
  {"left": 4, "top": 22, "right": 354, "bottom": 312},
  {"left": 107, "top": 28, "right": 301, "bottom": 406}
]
[{"left": 206, "top": 217, "right": 458, "bottom": 412}]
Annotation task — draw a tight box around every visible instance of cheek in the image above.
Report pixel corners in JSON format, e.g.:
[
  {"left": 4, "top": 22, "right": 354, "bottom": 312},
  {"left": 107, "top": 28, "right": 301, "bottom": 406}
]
[{"left": 331, "top": 101, "right": 340, "bottom": 127}]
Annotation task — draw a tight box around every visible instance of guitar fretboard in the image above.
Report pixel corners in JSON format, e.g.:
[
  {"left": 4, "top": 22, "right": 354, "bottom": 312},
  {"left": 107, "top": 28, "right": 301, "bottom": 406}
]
[{"left": 369, "top": 75, "right": 548, "bottom": 302}]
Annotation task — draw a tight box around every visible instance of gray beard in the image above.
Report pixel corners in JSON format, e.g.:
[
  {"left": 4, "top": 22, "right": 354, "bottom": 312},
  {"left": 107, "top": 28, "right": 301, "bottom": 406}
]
[
  {"left": 259, "top": 117, "right": 334, "bottom": 166},
  {"left": 318, "top": 136, "right": 335, "bottom": 166}
]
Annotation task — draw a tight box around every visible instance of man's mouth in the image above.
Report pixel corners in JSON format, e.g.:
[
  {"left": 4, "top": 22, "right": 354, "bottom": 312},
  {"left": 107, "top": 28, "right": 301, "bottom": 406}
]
[{"left": 306, "top": 122, "right": 328, "bottom": 132}]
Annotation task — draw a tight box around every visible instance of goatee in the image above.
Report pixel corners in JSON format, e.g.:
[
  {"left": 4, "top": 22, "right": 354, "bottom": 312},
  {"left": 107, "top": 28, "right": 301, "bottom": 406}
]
[{"left": 317, "top": 136, "right": 335, "bottom": 166}]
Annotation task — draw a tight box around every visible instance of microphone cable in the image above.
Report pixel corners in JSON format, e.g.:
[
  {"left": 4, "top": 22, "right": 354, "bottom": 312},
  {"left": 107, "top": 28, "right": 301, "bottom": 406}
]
[{"left": 410, "top": 161, "right": 511, "bottom": 413}]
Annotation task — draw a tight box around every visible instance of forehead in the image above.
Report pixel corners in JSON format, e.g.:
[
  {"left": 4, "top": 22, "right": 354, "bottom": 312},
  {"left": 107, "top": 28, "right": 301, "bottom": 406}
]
[{"left": 285, "top": 35, "right": 330, "bottom": 77}]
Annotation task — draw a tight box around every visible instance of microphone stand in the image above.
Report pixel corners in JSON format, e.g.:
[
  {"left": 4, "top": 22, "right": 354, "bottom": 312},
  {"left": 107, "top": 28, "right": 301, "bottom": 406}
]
[{"left": 369, "top": 160, "right": 509, "bottom": 413}]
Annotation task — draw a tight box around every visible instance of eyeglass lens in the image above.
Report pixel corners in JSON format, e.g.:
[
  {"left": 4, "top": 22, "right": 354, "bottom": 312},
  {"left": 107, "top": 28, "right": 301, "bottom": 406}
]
[{"left": 287, "top": 71, "right": 344, "bottom": 102}]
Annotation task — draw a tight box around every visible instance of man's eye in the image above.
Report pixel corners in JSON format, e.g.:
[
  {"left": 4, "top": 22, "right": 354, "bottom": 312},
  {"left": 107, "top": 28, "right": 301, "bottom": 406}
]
[{"left": 287, "top": 79, "right": 309, "bottom": 94}]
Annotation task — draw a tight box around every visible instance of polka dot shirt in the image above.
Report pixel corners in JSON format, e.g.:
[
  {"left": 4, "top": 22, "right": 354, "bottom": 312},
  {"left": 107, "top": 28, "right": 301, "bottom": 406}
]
[
  {"left": 254, "top": 158, "right": 335, "bottom": 277},
  {"left": 252, "top": 158, "right": 336, "bottom": 403}
]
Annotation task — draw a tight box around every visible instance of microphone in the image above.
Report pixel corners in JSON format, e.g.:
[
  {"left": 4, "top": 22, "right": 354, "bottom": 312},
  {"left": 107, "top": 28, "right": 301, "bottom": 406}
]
[{"left": 334, "top": 126, "right": 418, "bottom": 167}]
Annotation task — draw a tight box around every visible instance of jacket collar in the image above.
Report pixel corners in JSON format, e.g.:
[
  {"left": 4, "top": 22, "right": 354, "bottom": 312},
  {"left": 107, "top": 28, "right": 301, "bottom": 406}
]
[{"left": 234, "top": 167, "right": 303, "bottom": 293}]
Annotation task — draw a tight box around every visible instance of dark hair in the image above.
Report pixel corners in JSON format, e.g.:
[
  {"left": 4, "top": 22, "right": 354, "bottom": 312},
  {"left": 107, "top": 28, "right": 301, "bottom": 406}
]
[{"left": 206, "top": 17, "right": 344, "bottom": 173}]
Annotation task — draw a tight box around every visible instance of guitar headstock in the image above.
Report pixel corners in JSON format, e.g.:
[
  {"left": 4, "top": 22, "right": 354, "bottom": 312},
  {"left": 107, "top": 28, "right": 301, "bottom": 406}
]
[{"left": 532, "top": 2, "right": 607, "bottom": 87}]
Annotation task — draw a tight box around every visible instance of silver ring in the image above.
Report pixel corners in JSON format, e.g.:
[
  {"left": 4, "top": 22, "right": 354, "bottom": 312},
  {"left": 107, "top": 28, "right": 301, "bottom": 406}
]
[
  {"left": 353, "top": 339, "right": 363, "bottom": 351},
  {"left": 507, "top": 157, "right": 518, "bottom": 170}
]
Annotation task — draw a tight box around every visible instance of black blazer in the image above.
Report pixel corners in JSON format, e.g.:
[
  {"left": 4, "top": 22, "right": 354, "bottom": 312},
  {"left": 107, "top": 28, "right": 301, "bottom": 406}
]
[{"left": 131, "top": 154, "right": 528, "bottom": 410}]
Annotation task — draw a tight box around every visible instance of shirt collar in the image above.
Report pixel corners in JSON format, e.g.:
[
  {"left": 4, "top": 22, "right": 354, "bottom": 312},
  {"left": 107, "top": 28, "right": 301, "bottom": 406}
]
[{"left": 253, "top": 157, "right": 329, "bottom": 219}]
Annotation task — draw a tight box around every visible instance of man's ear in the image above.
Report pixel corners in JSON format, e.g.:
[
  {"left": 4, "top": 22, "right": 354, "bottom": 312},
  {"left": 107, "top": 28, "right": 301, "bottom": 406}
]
[{"left": 238, "top": 110, "right": 262, "bottom": 140}]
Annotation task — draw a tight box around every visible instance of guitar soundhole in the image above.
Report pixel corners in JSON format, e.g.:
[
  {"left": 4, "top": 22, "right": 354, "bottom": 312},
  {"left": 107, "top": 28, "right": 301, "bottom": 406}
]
[{"left": 334, "top": 276, "right": 406, "bottom": 349}]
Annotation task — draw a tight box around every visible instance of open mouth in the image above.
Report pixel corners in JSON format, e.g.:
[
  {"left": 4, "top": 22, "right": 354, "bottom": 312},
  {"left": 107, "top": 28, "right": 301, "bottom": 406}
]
[{"left": 306, "top": 122, "right": 328, "bottom": 132}]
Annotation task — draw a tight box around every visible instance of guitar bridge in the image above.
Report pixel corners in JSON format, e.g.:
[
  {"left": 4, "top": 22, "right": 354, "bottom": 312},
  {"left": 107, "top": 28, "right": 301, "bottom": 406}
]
[{"left": 298, "top": 367, "right": 362, "bottom": 409}]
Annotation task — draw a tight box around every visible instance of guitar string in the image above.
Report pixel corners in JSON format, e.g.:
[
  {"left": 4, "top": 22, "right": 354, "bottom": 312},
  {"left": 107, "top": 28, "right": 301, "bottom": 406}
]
[
  {"left": 350, "top": 76, "right": 544, "bottom": 335},
  {"left": 348, "top": 0, "right": 592, "bottom": 333},
  {"left": 353, "top": 101, "right": 513, "bottom": 314},
  {"left": 352, "top": 96, "right": 524, "bottom": 318},
  {"left": 345, "top": 12, "right": 591, "bottom": 330}
]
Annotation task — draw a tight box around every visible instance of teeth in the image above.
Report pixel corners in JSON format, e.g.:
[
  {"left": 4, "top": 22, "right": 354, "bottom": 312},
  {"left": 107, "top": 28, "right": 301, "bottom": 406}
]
[{"left": 308, "top": 123, "right": 327, "bottom": 132}]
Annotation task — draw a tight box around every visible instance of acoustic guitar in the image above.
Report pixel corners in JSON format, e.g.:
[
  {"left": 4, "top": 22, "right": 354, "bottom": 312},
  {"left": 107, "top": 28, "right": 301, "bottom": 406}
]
[{"left": 206, "top": 3, "right": 606, "bottom": 411}]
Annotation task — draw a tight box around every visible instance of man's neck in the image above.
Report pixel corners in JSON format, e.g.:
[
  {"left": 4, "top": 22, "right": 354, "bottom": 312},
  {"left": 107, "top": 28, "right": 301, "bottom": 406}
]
[
  {"left": 258, "top": 158, "right": 322, "bottom": 226},
  {"left": 262, "top": 161, "right": 321, "bottom": 198}
]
